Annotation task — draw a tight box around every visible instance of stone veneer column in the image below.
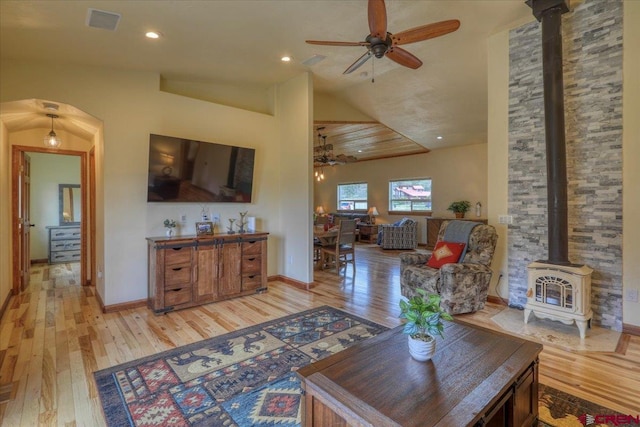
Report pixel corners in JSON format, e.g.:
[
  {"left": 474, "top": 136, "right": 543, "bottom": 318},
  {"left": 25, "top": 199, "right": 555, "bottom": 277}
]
[{"left": 508, "top": 0, "right": 623, "bottom": 330}]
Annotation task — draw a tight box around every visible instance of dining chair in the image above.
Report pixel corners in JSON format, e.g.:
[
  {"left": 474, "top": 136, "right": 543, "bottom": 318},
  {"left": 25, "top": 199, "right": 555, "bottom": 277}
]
[{"left": 320, "top": 219, "right": 356, "bottom": 274}]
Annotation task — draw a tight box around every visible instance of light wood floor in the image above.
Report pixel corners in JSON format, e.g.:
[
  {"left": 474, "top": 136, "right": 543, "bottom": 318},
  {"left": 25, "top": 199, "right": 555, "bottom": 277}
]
[{"left": 1, "top": 245, "right": 638, "bottom": 426}]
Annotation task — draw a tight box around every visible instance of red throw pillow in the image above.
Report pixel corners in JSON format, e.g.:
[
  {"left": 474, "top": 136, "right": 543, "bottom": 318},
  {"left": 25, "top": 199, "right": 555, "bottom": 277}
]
[{"left": 427, "top": 241, "right": 466, "bottom": 269}]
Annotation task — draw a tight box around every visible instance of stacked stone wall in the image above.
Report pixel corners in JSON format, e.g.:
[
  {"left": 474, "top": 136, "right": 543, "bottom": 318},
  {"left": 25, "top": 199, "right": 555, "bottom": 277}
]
[{"left": 508, "top": 0, "right": 623, "bottom": 330}]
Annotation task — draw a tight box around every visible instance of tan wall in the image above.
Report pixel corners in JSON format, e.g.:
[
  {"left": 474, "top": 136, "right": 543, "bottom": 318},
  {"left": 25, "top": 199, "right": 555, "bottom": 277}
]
[
  {"left": 314, "top": 143, "right": 488, "bottom": 244},
  {"left": 622, "top": 0, "right": 640, "bottom": 327},
  {"left": 487, "top": 29, "right": 511, "bottom": 301},
  {"left": 0, "top": 122, "right": 10, "bottom": 313},
  {"left": 0, "top": 59, "right": 313, "bottom": 306},
  {"left": 314, "top": 93, "right": 373, "bottom": 122}
]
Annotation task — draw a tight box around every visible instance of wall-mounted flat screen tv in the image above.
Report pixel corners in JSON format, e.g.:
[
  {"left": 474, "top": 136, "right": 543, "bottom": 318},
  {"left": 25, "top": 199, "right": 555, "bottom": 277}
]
[{"left": 147, "top": 134, "right": 255, "bottom": 203}]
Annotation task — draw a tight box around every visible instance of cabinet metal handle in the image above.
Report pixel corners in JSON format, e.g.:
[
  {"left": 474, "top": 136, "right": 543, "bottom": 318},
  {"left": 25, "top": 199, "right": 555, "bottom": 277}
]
[
  {"left": 172, "top": 267, "right": 183, "bottom": 271},
  {"left": 247, "top": 257, "right": 256, "bottom": 261}
]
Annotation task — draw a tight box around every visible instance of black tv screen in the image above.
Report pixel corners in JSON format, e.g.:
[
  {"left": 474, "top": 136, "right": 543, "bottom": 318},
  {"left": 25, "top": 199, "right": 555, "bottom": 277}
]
[{"left": 147, "top": 134, "right": 255, "bottom": 203}]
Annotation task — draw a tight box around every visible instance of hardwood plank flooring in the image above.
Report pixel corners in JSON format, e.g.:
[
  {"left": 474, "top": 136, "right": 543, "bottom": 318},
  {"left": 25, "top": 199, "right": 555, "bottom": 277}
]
[{"left": 0, "top": 245, "right": 638, "bottom": 425}]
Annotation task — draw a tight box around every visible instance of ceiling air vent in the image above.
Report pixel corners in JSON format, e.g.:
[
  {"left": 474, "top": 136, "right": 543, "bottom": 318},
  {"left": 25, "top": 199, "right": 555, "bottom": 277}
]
[{"left": 86, "top": 8, "right": 121, "bottom": 31}]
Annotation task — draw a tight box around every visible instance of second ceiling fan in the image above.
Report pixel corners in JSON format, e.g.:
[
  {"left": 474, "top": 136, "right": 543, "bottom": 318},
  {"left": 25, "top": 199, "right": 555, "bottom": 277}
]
[{"left": 306, "top": 0, "right": 460, "bottom": 74}]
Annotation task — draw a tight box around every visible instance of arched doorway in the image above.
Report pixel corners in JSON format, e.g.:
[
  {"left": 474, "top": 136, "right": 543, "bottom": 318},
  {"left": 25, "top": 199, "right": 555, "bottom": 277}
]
[{"left": 1, "top": 99, "right": 101, "bottom": 296}]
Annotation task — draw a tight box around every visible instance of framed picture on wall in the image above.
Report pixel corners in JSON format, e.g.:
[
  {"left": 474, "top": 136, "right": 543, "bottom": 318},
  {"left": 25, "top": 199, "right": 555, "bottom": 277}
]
[{"left": 196, "top": 221, "right": 214, "bottom": 236}]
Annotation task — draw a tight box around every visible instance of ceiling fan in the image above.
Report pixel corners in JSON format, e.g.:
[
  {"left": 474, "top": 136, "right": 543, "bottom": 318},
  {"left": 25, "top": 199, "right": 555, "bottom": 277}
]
[
  {"left": 314, "top": 129, "right": 357, "bottom": 166},
  {"left": 306, "top": 0, "right": 460, "bottom": 74}
]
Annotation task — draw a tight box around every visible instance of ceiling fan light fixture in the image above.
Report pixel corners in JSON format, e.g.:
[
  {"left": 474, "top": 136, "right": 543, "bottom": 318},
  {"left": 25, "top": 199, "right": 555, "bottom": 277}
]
[{"left": 44, "top": 114, "right": 62, "bottom": 149}]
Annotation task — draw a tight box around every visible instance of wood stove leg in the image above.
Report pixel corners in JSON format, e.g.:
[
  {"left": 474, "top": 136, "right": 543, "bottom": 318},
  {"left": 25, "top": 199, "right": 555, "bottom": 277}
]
[
  {"left": 576, "top": 320, "right": 588, "bottom": 340},
  {"left": 524, "top": 308, "right": 533, "bottom": 324}
]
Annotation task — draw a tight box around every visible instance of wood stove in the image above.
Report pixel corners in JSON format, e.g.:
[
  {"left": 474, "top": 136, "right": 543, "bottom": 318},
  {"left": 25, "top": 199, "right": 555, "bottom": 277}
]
[
  {"left": 525, "top": 262, "right": 593, "bottom": 339},
  {"left": 523, "top": 0, "right": 593, "bottom": 338}
]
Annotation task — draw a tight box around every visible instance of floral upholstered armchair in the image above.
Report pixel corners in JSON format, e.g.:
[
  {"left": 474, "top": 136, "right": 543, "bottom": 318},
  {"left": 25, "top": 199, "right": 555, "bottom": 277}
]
[
  {"left": 399, "top": 221, "right": 498, "bottom": 315},
  {"left": 378, "top": 218, "right": 418, "bottom": 249}
]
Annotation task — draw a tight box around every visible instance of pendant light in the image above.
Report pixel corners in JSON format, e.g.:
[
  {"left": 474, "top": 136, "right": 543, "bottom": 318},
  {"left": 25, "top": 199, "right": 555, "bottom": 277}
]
[{"left": 44, "top": 113, "right": 62, "bottom": 149}]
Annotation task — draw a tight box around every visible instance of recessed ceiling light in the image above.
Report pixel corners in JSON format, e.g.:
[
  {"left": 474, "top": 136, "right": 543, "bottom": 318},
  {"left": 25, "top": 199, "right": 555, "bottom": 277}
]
[
  {"left": 281, "top": 56, "right": 292, "bottom": 62},
  {"left": 358, "top": 150, "right": 363, "bottom": 153},
  {"left": 436, "top": 136, "right": 443, "bottom": 140},
  {"left": 145, "top": 31, "right": 160, "bottom": 39}
]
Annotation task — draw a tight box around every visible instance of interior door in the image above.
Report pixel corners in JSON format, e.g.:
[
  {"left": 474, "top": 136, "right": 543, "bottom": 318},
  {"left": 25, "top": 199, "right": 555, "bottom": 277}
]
[{"left": 19, "top": 152, "right": 32, "bottom": 290}]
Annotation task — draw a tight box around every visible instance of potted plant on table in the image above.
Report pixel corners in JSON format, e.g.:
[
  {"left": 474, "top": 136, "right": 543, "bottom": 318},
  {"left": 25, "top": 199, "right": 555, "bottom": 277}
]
[
  {"left": 399, "top": 289, "right": 453, "bottom": 361},
  {"left": 447, "top": 200, "right": 471, "bottom": 218},
  {"left": 164, "top": 219, "right": 177, "bottom": 237}
]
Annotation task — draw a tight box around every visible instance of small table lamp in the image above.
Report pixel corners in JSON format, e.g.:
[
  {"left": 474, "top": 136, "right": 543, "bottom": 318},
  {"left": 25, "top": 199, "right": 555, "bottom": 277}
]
[
  {"left": 316, "top": 206, "right": 326, "bottom": 216},
  {"left": 367, "top": 207, "right": 379, "bottom": 224}
]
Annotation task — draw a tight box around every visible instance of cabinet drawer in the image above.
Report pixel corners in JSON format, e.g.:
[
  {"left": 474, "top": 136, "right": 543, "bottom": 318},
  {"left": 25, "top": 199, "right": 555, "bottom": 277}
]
[
  {"left": 51, "top": 228, "right": 81, "bottom": 240},
  {"left": 50, "top": 239, "right": 81, "bottom": 252},
  {"left": 164, "top": 287, "right": 192, "bottom": 306},
  {"left": 242, "top": 240, "right": 263, "bottom": 255},
  {"left": 242, "top": 273, "right": 263, "bottom": 290},
  {"left": 50, "top": 250, "right": 81, "bottom": 263},
  {"left": 164, "top": 246, "right": 192, "bottom": 265},
  {"left": 165, "top": 264, "right": 192, "bottom": 288},
  {"left": 242, "top": 255, "right": 262, "bottom": 274}
]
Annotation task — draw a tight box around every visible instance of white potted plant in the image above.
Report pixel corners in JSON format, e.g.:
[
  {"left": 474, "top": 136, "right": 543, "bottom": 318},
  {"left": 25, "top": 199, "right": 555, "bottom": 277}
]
[
  {"left": 399, "top": 289, "right": 453, "bottom": 361},
  {"left": 164, "top": 219, "right": 177, "bottom": 237}
]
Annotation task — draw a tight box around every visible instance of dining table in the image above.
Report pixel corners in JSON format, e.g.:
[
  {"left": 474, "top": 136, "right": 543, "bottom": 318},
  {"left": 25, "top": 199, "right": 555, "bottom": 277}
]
[{"left": 313, "top": 225, "right": 339, "bottom": 246}]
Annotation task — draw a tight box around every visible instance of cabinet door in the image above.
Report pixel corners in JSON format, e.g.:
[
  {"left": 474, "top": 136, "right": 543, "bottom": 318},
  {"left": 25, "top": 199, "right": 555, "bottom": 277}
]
[
  {"left": 195, "top": 244, "right": 220, "bottom": 303},
  {"left": 513, "top": 363, "right": 537, "bottom": 427},
  {"left": 219, "top": 241, "right": 242, "bottom": 297}
]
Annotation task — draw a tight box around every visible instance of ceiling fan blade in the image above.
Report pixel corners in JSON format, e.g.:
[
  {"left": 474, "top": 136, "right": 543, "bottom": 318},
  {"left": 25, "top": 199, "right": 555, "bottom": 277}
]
[
  {"left": 306, "top": 40, "right": 369, "bottom": 47},
  {"left": 391, "top": 19, "right": 460, "bottom": 46},
  {"left": 385, "top": 47, "right": 423, "bottom": 69},
  {"left": 368, "top": 0, "right": 387, "bottom": 38},
  {"left": 343, "top": 51, "right": 373, "bottom": 74}
]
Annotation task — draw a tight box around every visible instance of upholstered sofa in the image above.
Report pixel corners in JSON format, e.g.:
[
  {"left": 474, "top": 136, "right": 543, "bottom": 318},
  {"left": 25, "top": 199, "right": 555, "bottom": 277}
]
[
  {"left": 329, "top": 212, "right": 370, "bottom": 223},
  {"left": 399, "top": 221, "right": 498, "bottom": 315},
  {"left": 378, "top": 218, "right": 418, "bottom": 249}
]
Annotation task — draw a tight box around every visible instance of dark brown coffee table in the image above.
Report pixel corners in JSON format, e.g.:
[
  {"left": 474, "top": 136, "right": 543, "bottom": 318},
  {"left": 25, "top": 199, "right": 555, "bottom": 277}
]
[{"left": 297, "top": 320, "right": 542, "bottom": 427}]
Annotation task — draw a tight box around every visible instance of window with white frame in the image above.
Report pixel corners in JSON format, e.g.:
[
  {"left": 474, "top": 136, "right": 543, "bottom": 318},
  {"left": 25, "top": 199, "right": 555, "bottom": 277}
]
[
  {"left": 337, "top": 182, "right": 368, "bottom": 211},
  {"left": 388, "top": 178, "right": 432, "bottom": 212}
]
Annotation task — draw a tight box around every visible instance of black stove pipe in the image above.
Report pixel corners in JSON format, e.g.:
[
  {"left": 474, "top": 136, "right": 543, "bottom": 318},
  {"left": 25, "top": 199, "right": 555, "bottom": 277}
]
[{"left": 527, "top": 0, "right": 571, "bottom": 266}]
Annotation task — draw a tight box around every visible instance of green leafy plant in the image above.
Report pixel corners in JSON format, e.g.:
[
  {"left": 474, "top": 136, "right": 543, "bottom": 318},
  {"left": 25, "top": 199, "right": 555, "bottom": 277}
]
[
  {"left": 164, "top": 219, "right": 177, "bottom": 228},
  {"left": 447, "top": 200, "right": 471, "bottom": 214},
  {"left": 399, "top": 289, "right": 453, "bottom": 341}
]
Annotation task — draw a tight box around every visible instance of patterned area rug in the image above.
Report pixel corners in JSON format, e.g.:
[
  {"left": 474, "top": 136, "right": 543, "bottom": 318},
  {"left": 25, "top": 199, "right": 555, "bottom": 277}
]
[
  {"left": 94, "top": 306, "right": 388, "bottom": 426},
  {"left": 95, "top": 306, "right": 626, "bottom": 427},
  {"left": 538, "top": 384, "right": 628, "bottom": 427}
]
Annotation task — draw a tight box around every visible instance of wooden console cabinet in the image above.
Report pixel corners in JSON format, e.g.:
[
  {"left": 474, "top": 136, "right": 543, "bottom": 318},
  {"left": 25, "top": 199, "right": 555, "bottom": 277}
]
[
  {"left": 357, "top": 224, "right": 378, "bottom": 243},
  {"left": 147, "top": 232, "right": 268, "bottom": 314}
]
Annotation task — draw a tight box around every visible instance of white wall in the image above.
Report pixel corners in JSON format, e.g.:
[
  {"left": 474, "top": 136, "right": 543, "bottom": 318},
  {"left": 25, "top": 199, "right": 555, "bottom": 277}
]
[
  {"left": 28, "top": 153, "right": 81, "bottom": 260},
  {"left": 314, "top": 144, "right": 488, "bottom": 244},
  {"left": 1, "top": 59, "right": 313, "bottom": 306}
]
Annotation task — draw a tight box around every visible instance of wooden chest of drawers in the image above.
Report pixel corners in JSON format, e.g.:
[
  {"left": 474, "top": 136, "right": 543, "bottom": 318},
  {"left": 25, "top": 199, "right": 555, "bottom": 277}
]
[{"left": 48, "top": 226, "right": 81, "bottom": 264}]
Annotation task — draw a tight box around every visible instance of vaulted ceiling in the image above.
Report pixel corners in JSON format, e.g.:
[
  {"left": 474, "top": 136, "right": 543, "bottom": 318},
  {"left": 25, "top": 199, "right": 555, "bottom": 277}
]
[{"left": 0, "top": 0, "right": 534, "bottom": 153}]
